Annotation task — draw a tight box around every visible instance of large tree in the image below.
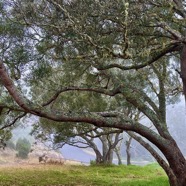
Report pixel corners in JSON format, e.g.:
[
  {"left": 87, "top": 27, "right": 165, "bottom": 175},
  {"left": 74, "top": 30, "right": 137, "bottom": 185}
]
[{"left": 0, "top": 0, "right": 186, "bottom": 185}]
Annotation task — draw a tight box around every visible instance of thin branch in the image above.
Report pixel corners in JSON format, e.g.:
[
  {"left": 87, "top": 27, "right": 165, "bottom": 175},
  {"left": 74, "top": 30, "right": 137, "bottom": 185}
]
[
  {"left": 157, "top": 21, "right": 183, "bottom": 40},
  {"left": 86, "top": 129, "right": 123, "bottom": 138},
  {"left": 0, "top": 104, "right": 25, "bottom": 112},
  {"left": 97, "top": 43, "right": 181, "bottom": 71},
  {"left": 41, "top": 86, "right": 121, "bottom": 107},
  {"left": 0, "top": 112, "right": 27, "bottom": 130},
  {"left": 173, "top": 0, "right": 186, "bottom": 18}
]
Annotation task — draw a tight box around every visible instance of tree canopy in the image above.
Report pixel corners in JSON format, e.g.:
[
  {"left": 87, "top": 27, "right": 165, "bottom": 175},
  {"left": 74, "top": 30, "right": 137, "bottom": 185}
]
[{"left": 0, "top": 1, "right": 186, "bottom": 186}]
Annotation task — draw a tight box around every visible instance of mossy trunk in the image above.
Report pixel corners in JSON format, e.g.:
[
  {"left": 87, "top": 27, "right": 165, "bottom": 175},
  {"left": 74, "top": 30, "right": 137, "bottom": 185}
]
[{"left": 163, "top": 139, "right": 186, "bottom": 186}]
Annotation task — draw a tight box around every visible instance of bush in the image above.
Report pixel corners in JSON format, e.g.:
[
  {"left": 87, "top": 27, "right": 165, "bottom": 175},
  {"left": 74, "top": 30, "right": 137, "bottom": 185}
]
[
  {"left": 16, "top": 138, "right": 31, "bottom": 159},
  {"left": 90, "top": 160, "right": 97, "bottom": 166}
]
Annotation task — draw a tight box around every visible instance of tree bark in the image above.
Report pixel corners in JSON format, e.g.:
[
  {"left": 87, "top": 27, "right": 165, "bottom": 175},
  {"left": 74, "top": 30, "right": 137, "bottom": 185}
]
[
  {"left": 94, "top": 150, "right": 103, "bottom": 164},
  {"left": 107, "top": 149, "right": 114, "bottom": 164},
  {"left": 164, "top": 139, "right": 186, "bottom": 186},
  {"left": 140, "top": 134, "right": 186, "bottom": 186},
  {"left": 115, "top": 147, "right": 122, "bottom": 165},
  {"left": 180, "top": 44, "right": 186, "bottom": 98},
  {"left": 99, "top": 135, "right": 113, "bottom": 164},
  {"left": 126, "top": 136, "right": 132, "bottom": 165}
]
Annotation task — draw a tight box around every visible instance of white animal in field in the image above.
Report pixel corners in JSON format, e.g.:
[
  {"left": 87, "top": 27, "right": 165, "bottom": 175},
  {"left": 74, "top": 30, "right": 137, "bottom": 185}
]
[{"left": 39, "top": 153, "right": 64, "bottom": 165}]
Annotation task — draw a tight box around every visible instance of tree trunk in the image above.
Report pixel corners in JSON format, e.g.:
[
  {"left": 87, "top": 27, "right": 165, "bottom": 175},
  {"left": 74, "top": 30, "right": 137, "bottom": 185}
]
[
  {"left": 94, "top": 149, "right": 103, "bottom": 164},
  {"left": 126, "top": 136, "right": 132, "bottom": 165},
  {"left": 101, "top": 135, "right": 113, "bottom": 164},
  {"left": 114, "top": 137, "right": 123, "bottom": 165},
  {"left": 126, "top": 149, "right": 131, "bottom": 165},
  {"left": 164, "top": 139, "right": 186, "bottom": 186},
  {"left": 181, "top": 44, "right": 186, "bottom": 98},
  {"left": 115, "top": 147, "right": 122, "bottom": 165},
  {"left": 106, "top": 149, "right": 114, "bottom": 164}
]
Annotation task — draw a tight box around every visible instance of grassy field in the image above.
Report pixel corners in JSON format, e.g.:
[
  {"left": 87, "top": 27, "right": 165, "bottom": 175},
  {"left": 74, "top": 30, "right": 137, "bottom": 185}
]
[{"left": 0, "top": 163, "right": 169, "bottom": 186}]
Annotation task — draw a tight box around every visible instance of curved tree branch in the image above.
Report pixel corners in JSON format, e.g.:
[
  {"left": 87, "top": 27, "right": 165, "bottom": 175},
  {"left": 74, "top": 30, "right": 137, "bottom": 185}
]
[
  {"left": 0, "top": 112, "right": 27, "bottom": 130},
  {"left": 41, "top": 86, "right": 121, "bottom": 107},
  {"left": 96, "top": 43, "right": 181, "bottom": 71}
]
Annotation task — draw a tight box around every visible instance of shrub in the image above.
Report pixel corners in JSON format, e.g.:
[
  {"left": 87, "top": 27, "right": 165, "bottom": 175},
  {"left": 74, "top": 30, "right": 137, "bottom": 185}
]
[
  {"left": 16, "top": 138, "right": 31, "bottom": 159},
  {"left": 90, "top": 160, "right": 97, "bottom": 166}
]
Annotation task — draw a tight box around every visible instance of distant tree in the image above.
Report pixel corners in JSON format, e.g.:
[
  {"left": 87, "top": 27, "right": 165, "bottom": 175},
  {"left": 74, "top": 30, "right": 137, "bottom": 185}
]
[
  {"left": 125, "top": 134, "right": 132, "bottom": 165},
  {"left": 16, "top": 138, "right": 31, "bottom": 159},
  {"left": 114, "top": 137, "right": 123, "bottom": 165},
  {"left": 32, "top": 120, "right": 123, "bottom": 165}
]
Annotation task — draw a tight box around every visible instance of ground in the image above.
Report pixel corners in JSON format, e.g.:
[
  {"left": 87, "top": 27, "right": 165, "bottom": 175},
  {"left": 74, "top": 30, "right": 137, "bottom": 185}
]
[{"left": 0, "top": 148, "right": 168, "bottom": 186}]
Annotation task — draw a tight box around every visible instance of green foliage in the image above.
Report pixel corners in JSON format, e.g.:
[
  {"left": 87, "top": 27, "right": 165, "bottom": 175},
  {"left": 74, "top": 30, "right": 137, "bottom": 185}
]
[
  {"left": 16, "top": 138, "right": 31, "bottom": 159},
  {"left": 90, "top": 160, "right": 115, "bottom": 167},
  {"left": 0, "top": 129, "right": 12, "bottom": 149},
  {"left": 0, "top": 164, "right": 168, "bottom": 186},
  {"left": 90, "top": 160, "right": 96, "bottom": 166}
]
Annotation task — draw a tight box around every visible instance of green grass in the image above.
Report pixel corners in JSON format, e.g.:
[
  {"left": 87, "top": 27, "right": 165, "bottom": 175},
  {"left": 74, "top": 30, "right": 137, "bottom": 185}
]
[{"left": 0, "top": 163, "right": 169, "bottom": 186}]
